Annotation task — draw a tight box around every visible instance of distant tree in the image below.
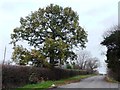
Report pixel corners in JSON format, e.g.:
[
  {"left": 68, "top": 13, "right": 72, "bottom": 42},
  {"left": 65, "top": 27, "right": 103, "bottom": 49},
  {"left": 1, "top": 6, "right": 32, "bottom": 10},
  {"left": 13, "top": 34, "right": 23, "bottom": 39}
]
[
  {"left": 73, "top": 51, "right": 99, "bottom": 71},
  {"left": 101, "top": 26, "right": 120, "bottom": 81},
  {"left": 71, "top": 62, "right": 80, "bottom": 69},
  {"left": 10, "top": 4, "right": 87, "bottom": 67},
  {"left": 75, "top": 51, "right": 91, "bottom": 69},
  {"left": 86, "top": 57, "right": 99, "bottom": 72}
]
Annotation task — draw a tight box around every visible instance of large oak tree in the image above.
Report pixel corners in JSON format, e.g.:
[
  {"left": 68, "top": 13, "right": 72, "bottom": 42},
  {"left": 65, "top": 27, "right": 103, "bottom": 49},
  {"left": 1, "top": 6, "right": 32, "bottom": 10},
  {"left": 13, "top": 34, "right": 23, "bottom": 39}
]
[{"left": 11, "top": 4, "right": 87, "bottom": 66}]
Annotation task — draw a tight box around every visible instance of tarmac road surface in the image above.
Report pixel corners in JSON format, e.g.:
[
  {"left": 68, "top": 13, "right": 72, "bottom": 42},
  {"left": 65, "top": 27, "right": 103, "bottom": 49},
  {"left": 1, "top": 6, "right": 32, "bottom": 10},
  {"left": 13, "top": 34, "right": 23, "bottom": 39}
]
[{"left": 49, "top": 75, "right": 119, "bottom": 89}]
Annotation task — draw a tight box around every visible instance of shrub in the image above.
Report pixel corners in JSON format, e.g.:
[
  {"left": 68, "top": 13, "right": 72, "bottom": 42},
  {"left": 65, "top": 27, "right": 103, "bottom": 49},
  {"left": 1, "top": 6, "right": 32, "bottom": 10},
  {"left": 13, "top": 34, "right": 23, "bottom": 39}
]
[
  {"left": 66, "top": 64, "right": 72, "bottom": 69},
  {"left": 29, "top": 73, "right": 39, "bottom": 84},
  {"left": 2, "top": 65, "right": 90, "bottom": 89}
]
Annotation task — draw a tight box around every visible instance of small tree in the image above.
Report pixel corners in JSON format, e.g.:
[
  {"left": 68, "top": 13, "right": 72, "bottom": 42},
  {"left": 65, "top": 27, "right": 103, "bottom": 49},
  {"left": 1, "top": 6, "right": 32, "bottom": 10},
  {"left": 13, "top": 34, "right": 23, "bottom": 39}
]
[
  {"left": 12, "top": 45, "right": 30, "bottom": 65},
  {"left": 12, "top": 45, "right": 49, "bottom": 67}
]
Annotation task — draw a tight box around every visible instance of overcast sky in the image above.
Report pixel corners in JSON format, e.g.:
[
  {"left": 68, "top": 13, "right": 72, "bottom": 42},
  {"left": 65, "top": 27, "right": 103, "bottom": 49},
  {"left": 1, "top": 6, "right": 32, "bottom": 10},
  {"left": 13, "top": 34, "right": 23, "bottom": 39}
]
[{"left": 0, "top": 0, "right": 118, "bottom": 73}]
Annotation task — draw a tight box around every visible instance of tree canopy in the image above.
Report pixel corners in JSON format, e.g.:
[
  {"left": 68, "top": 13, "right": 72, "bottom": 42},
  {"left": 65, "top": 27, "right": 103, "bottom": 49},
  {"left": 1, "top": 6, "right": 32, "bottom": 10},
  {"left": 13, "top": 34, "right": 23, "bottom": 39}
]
[
  {"left": 12, "top": 45, "right": 30, "bottom": 65},
  {"left": 12, "top": 45, "right": 50, "bottom": 67},
  {"left": 101, "top": 26, "right": 120, "bottom": 81},
  {"left": 11, "top": 4, "right": 87, "bottom": 66}
]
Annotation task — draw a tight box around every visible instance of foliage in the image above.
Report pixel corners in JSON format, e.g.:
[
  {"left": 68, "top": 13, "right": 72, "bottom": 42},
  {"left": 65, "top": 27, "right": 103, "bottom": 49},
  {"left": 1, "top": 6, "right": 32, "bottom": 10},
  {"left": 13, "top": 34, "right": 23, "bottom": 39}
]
[
  {"left": 10, "top": 4, "right": 87, "bottom": 66},
  {"left": 30, "top": 49, "right": 47, "bottom": 67},
  {"left": 12, "top": 45, "right": 50, "bottom": 67},
  {"left": 71, "top": 62, "right": 80, "bottom": 69},
  {"left": 66, "top": 62, "right": 72, "bottom": 69},
  {"left": 12, "top": 45, "right": 30, "bottom": 65},
  {"left": 101, "top": 26, "right": 120, "bottom": 81},
  {"left": 29, "top": 73, "right": 39, "bottom": 84},
  {"left": 2, "top": 65, "right": 89, "bottom": 89}
]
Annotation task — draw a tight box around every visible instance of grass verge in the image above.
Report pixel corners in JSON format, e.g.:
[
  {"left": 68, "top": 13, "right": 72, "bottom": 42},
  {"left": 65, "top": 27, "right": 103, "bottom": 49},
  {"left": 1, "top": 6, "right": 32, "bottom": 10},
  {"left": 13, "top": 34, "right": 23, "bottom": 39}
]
[
  {"left": 16, "top": 74, "right": 96, "bottom": 90},
  {"left": 104, "top": 76, "right": 118, "bottom": 83}
]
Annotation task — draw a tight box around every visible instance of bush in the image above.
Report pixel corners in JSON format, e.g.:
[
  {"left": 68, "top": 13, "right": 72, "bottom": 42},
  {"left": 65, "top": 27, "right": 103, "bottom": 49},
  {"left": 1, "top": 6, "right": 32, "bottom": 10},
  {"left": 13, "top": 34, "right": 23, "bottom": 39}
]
[
  {"left": 107, "top": 69, "right": 120, "bottom": 82},
  {"left": 66, "top": 64, "right": 72, "bottom": 69},
  {"left": 29, "top": 73, "right": 39, "bottom": 84},
  {"left": 2, "top": 65, "right": 90, "bottom": 89}
]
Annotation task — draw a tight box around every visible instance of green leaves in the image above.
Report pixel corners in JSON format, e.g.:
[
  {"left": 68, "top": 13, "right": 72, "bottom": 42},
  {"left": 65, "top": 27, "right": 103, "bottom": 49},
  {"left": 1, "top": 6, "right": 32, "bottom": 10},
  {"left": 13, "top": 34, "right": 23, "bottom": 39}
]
[
  {"left": 12, "top": 45, "right": 49, "bottom": 67},
  {"left": 11, "top": 4, "right": 87, "bottom": 66},
  {"left": 101, "top": 27, "right": 120, "bottom": 81},
  {"left": 12, "top": 45, "right": 30, "bottom": 65}
]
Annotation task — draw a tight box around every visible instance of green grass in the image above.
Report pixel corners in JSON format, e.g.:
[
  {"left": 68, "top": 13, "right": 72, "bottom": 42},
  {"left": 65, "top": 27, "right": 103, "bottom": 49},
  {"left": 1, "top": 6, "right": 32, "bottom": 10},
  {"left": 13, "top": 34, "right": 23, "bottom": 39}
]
[
  {"left": 16, "top": 81, "right": 53, "bottom": 90},
  {"left": 16, "top": 74, "right": 96, "bottom": 90},
  {"left": 23, "top": 81, "right": 53, "bottom": 88}
]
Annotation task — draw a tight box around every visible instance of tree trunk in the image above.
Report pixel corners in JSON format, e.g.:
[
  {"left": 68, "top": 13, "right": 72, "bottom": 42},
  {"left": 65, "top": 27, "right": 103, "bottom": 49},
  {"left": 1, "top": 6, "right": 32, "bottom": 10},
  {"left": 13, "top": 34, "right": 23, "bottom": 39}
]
[{"left": 50, "top": 57, "right": 54, "bottom": 67}]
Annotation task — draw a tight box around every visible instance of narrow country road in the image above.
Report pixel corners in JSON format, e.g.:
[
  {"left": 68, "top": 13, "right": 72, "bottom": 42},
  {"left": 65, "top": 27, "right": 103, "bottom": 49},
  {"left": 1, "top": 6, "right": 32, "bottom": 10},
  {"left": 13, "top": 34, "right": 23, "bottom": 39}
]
[{"left": 50, "top": 75, "right": 119, "bottom": 89}]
